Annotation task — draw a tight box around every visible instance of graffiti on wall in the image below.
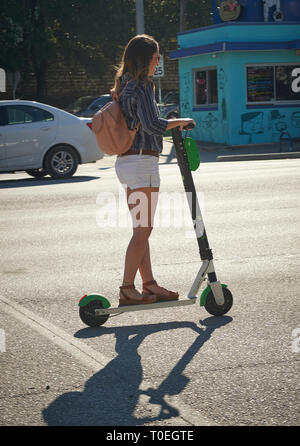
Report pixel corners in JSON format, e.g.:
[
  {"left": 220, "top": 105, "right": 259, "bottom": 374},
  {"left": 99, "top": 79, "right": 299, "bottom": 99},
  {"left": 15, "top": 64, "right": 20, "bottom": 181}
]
[
  {"left": 238, "top": 109, "right": 300, "bottom": 143},
  {"left": 239, "top": 112, "right": 264, "bottom": 143},
  {"left": 181, "top": 72, "right": 192, "bottom": 117},
  {"left": 219, "top": 68, "right": 229, "bottom": 142},
  {"left": 180, "top": 65, "right": 299, "bottom": 144},
  {"left": 202, "top": 113, "right": 219, "bottom": 139},
  {"left": 268, "top": 110, "right": 287, "bottom": 137},
  {"left": 291, "top": 111, "right": 300, "bottom": 129}
]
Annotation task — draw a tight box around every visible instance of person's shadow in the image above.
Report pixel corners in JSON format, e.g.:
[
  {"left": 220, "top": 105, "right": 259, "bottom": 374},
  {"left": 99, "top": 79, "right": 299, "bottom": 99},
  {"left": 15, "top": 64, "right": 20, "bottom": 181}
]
[{"left": 43, "top": 316, "right": 232, "bottom": 426}]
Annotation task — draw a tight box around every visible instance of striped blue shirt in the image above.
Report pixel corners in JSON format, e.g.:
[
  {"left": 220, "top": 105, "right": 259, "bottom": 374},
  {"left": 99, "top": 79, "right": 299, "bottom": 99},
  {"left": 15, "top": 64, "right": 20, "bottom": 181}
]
[{"left": 119, "top": 78, "right": 168, "bottom": 154}]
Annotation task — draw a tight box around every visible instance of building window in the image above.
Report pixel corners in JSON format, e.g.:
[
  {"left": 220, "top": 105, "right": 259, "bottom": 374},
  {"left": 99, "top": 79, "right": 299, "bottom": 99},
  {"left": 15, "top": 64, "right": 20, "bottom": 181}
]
[
  {"left": 247, "top": 64, "right": 300, "bottom": 103},
  {"left": 194, "top": 68, "right": 218, "bottom": 106}
]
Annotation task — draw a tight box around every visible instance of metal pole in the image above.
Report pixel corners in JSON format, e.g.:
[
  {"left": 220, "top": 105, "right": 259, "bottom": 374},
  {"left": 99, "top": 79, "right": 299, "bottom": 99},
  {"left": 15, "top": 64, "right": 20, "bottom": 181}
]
[
  {"left": 180, "top": 0, "right": 186, "bottom": 32},
  {"left": 158, "top": 78, "right": 162, "bottom": 104},
  {"left": 136, "top": 0, "right": 144, "bottom": 34}
]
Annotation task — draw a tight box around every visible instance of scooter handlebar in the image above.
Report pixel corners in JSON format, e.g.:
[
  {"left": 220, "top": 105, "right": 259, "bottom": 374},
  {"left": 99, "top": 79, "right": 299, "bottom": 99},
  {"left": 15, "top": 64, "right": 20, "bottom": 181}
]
[{"left": 183, "top": 122, "right": 195, "bottom": 130}]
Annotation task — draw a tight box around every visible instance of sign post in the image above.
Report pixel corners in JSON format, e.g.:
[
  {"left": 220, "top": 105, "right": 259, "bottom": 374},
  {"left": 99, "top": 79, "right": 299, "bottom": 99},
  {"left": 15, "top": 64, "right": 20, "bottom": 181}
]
[
  {"left": 8, "top": 71, "right": 20, "bottom": 100},
  {"left": 153, "top": 55, "right": 164, "bottom": 103},
  {"left": 0, "top": 68, "right": 6, "bottom": 93}
]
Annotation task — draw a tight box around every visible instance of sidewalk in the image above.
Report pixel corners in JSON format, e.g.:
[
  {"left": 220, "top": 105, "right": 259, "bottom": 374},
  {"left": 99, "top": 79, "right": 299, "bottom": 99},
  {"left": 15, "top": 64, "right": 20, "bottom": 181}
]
[
  {"left": 99, "top": 137, "right": 300, "bottom": 168},
  {"left": 163, "top": 137, "right": 300, "bottom": 163}
]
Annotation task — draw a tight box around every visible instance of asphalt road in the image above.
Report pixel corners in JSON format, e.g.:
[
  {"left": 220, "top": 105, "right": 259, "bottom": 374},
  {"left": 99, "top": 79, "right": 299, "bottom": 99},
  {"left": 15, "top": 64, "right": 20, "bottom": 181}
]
[{"left": 0, "top": 150, "right": 299, "bottom": 426}]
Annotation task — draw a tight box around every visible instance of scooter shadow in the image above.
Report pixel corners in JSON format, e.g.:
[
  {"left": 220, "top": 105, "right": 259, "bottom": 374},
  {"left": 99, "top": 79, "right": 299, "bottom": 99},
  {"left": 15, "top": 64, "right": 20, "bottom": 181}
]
[{"left": 43, "top": 316, "right": 232, "bottom": 426}]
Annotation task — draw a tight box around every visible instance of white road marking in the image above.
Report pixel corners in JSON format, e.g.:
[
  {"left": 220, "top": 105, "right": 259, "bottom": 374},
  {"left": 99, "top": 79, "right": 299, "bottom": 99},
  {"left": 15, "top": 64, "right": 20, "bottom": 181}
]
[{"left": 0, "top": 295, "right": 216, "bottom": 426}]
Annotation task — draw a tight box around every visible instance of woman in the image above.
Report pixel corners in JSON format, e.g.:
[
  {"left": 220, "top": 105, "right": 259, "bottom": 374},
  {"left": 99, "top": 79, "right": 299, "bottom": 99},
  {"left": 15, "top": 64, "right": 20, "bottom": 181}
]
[{"left": 111, "top": 34, "right": 195, "bottom": 306}]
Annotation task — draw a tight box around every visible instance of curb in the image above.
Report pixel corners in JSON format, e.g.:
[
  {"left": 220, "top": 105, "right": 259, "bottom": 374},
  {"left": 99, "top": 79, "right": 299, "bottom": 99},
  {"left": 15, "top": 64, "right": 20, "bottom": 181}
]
[{"left": 216, "top": 152, "right": 300, "bottom": 162}]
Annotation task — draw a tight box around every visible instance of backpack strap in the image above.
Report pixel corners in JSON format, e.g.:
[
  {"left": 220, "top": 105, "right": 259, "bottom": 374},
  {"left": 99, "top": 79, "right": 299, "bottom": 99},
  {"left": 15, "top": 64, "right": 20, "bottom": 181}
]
[{"left": 117, "top": 79, "right": 141, "bottom": 132}]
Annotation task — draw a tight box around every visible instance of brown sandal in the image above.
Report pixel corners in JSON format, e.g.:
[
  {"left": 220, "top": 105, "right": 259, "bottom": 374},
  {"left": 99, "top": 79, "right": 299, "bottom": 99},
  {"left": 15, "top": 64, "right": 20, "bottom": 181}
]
[
  {"left": 142, "top": 280, "right": 179, "bottom": 302},
  {"left": 119, "top": 284, "right": 156, "bottom": 306}
]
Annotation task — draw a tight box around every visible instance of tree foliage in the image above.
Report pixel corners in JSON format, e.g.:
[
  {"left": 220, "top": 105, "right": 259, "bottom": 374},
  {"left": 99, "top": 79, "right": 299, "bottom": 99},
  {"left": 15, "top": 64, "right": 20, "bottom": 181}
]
[{"left": 0, "top": 0, "right": 212, "bottom": 100}]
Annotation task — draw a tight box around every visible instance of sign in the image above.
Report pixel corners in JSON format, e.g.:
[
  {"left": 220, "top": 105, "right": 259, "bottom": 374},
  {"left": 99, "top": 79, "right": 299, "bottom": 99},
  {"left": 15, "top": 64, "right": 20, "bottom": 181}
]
[
  {"left": 0, "top": 68, "right": 5, "bottom": 92},
  {"left": 217, "top": 0, "right": 241, "bottom": 22},
  {"left": 247, "top": 66, "right": 274, "bottom": 102},
  {"left": 263, "top": 0, "right": 283, "bottom": 22},
  {"left": 153, "top": 55, "right": 164, "bottom": 78},
  {"left": 291, "top": 68, "right": 300, "bottom": 93}
]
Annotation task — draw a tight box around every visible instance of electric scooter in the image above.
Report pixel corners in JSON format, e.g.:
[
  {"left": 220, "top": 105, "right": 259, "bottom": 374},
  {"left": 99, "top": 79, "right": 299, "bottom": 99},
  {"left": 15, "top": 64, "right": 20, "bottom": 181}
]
[{"left": 78, "top": 125, "right": 233, "bottom": 327}]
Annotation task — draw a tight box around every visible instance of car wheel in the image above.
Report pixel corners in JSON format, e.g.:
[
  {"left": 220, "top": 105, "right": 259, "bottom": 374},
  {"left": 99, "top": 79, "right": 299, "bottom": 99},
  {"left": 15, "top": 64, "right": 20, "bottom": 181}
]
[
  {"left": 26, "top": 168, "right": 48, "bottom": 178},
  {"left": 44, "top": 146, "right": 78, "bottom": 179}
]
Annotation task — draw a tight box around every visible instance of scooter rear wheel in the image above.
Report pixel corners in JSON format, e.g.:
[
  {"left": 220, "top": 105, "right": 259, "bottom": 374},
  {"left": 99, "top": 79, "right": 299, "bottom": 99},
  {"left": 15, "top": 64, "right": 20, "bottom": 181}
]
[
  {"left": 79, "top": 300, "right": 109, "bottom": 327},
  {"left": 205, "top": 287, "right": 233, "bottom": 316}
]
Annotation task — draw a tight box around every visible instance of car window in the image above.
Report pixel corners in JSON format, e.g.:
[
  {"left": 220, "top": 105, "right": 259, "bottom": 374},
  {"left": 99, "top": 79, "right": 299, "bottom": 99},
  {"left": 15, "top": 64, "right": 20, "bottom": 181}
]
[
  {"left": 2, "top": 105, "right": 54, "bottom": 125},
  {"left": 93, "top": 96, "right": 112, "bottom": 107},
  {"left": 66, "top": 97, "right": 98, "bottom": 113}
]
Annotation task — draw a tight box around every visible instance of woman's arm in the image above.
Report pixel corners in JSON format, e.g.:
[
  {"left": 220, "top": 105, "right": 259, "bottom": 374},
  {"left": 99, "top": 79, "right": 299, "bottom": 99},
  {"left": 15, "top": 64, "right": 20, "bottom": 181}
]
[
  {"left": 166, "top": 118, "right": 195, "bottom": 131},
  {"left": 136, "top": 83, "right": 168, "bottom": 135}
]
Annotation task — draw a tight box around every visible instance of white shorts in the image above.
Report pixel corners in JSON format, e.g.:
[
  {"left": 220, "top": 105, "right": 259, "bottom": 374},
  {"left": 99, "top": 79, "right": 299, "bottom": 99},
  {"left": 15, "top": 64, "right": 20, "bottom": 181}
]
[{"left": 115, "top": 154, "right": 160, "bottom": 190}]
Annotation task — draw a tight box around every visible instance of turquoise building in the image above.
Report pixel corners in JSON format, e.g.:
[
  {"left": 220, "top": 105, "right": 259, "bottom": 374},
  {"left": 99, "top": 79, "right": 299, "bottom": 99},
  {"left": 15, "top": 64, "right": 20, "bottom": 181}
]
[{"left": 170, "top": 0, "right": 300, "bottom": 146}]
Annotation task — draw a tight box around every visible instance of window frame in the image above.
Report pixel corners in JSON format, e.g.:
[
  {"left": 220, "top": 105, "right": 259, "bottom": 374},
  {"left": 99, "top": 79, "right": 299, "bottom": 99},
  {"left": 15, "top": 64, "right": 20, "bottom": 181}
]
[
  {"left": 246, "top": 63, "right": 300, "bottom": 106},
  {"left": 193, "top": 66, "right": 218, "bottom": 108}
]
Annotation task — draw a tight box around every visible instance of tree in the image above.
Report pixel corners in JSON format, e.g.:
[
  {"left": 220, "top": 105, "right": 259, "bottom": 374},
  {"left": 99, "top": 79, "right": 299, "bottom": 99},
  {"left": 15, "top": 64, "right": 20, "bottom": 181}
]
[
  {"left": 0, "top": 0, "right": 134, "bottom": 100},
  {"left": 0, "top": 0, "right": 212, "bottom": 101}
]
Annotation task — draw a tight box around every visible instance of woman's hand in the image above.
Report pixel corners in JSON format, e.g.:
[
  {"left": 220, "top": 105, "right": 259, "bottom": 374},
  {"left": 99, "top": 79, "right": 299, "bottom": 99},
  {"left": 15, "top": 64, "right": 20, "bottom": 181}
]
[{"left": 178, "top": 118, "right": 196, "bottom": 131}]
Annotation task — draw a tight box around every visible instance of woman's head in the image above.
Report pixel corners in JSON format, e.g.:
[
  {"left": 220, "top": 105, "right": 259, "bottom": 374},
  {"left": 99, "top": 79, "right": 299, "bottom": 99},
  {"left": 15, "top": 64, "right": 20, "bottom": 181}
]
[{"left": 113, "top": 34, "right": 159, "bottom": 94}]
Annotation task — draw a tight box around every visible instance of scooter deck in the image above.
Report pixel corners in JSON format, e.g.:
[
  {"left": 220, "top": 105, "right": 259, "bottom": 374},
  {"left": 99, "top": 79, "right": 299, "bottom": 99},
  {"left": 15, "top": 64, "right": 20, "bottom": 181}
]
[{"left": 95, "top": 297, "right": 197, "bottom": 316}]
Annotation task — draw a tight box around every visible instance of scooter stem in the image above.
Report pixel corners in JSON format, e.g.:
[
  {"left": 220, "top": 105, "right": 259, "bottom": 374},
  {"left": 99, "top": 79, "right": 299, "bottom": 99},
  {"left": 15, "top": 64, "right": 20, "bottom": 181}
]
[{"left": 171, "top": 127, "right": 213, "bottom": 261}]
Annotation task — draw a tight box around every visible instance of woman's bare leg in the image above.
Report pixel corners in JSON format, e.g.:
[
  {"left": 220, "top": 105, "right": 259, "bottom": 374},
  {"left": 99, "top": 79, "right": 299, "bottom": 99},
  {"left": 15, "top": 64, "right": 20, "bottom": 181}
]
[
  {"left": 138, "top": 240, "right": 154, "bottom": 284},
  {"left": 122, "top": 227, "right": 152, "bottom": 286},
  {"left": 121, "top": 186, "right": 159, "bottom": 301}
]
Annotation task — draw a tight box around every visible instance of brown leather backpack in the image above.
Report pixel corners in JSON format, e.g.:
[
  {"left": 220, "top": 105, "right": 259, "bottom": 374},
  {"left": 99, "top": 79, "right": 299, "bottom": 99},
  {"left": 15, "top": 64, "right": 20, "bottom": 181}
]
[{"left": 91, "top": 100, "right": 140, "bottom": 156}]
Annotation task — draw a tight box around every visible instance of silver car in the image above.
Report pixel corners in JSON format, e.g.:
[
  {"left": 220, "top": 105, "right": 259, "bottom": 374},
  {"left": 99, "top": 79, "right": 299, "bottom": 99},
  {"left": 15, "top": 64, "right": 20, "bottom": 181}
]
[{"left": 0, "top": 100, "right": 103, "bottom": 179}]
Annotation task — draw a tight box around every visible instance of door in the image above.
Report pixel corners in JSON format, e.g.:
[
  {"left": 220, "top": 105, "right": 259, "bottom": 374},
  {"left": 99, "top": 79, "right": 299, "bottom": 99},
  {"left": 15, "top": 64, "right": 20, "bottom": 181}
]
[{"left": 4, "top": 104, "right": 57, "bottom": 169}]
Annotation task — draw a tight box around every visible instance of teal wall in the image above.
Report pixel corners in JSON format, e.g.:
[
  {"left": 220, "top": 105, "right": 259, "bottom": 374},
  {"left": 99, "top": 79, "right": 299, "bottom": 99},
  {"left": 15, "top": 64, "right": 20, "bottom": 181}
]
[{"left": 177, "top": 23, "right": 300, "bottom": 146}]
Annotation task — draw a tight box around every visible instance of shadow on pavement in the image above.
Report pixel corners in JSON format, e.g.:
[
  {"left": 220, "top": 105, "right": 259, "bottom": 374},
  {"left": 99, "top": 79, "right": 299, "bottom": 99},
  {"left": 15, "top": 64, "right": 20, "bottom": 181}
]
[
  {"left": 0, "top": 175, "right": 100, "bottom": 189},
  {"left": 43, "top": 316, "right": 232, "bottom": 426}
]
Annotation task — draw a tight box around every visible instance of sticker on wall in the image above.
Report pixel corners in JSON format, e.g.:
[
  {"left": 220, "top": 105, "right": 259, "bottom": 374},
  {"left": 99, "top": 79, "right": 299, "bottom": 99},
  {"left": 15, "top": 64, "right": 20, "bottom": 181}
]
[
  {"left": 239, "top": 112, "right": 264, "bottom": 144},
  {"left": 217, "top": 0, "right": 241, "bottom": 21}
]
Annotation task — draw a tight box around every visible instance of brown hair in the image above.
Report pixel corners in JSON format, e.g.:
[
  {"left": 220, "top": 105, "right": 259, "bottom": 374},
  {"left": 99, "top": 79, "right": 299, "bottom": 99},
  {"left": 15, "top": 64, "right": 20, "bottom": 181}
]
[{"left": 113, "top": 34, "right": 159, "bottom": 96}]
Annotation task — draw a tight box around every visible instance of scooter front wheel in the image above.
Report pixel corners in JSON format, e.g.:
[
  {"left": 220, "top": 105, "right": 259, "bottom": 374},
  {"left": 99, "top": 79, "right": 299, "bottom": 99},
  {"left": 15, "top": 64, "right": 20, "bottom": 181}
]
[
  {"left": 79, "top": 300, "right": 109, "bottom": 327},
  {"left": 205, "top": 287, "right": 233, "bottom": 316}
]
